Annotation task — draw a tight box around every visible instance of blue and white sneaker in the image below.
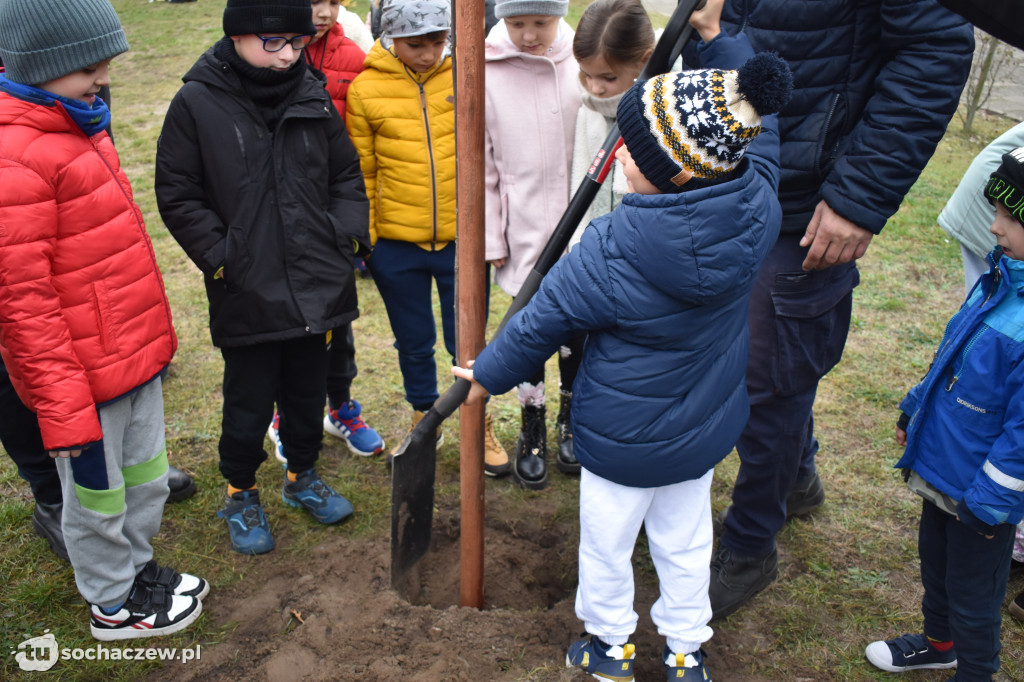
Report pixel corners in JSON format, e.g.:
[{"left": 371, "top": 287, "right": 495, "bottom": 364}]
[
  {"left": 664, "top": 645, "right": 711, "bottom": 680},
  {"left": 566, "top": 634, "right": 635, "bottom": 682},
  {"left": 324, "top": 400, "right": 384, "bottom": 456},
  {"left": 217, "top": 489, "right": 274, "bottom": 555},
  {"left": 865, "top": 633, "right": 957, "bottom": 673},
  {"left": 282, "top": 468, "right": 354, "bottom": 524},
  {"left": 267, "top": 411, "right": 286, "bottom": 466}
]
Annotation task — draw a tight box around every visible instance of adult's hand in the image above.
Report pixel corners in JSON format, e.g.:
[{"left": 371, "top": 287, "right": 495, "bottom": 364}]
[{"left": 800, "top": 200, "right": 874, "bottom": 271}]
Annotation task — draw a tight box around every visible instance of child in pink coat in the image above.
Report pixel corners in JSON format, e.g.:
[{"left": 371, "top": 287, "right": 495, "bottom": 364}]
[{"left": 484, "top": 0, "right": 580, "bottom": 490}]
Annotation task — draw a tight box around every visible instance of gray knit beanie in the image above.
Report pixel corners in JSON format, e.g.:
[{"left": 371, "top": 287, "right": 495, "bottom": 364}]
[
  {"left": 223, "top": 0, "right": 316, "bottom": 38},
  {"left": 494, "top": 0, "right": 568, "bottom": 19},
  {"left": 380, "top": 0, "right": 450, "bottom": 48},
  {"left": 0, "top": 0, "right": 128, "bottom": 86}
]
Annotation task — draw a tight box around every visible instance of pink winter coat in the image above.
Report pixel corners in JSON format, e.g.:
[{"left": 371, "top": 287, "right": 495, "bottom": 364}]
[{"left": 484, "top": 19, "right": 580, "bottom": 296}]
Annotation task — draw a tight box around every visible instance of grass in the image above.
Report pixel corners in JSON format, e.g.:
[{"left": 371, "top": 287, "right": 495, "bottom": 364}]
[{"left": 0, "top": 0, "right": 1021, "bottom": 679}]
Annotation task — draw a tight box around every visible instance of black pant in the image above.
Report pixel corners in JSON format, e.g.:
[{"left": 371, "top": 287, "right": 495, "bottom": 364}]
[
  {"left": 219, "top": 335, "right": 330, "bottom": 488},
  {"left": 0, "top": 357, "right": 60, "bottom": 504},
  {"left": 325, "top": 323, "right": 357, "bottom": 409}
]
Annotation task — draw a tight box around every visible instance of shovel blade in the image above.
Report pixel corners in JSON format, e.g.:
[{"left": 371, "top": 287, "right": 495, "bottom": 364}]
[{"left": 390, "top": 428, "right": 437, "bottom": 599}]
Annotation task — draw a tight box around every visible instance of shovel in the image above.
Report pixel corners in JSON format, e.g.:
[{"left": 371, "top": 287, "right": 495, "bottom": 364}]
[{"left": 390, "top": 0, "right": 709, "bottom": 598}]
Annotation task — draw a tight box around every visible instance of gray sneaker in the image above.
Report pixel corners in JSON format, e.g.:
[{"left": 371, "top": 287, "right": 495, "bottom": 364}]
[{"left": 709, "top": 546, "right": 778, "bottom": 621}]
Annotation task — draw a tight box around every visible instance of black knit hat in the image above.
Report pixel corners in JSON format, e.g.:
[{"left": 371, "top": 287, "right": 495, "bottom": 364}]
[
  {"left": 616, "top": 52, "right": 792, "bottom": 193},
  {"left": 223, "top": 0, "right": 316, "bottom": 37},
  {"left": 0, "top": 0, "right": 128, "bottom": 86},
  {"left": 987, "top": 147, "right": 1024, "bottom": 227}
]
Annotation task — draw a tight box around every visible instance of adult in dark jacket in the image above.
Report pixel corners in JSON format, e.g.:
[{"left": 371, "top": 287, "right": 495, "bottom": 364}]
[
  {"left": 155, "top": 0, "right": 370, "bottom": 555},
  {"left": 688, "top": 0, "right": 975, "bottom": 620}
]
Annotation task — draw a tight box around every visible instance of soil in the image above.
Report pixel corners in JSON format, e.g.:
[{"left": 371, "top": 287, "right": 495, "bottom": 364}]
[{"left": 149, "top": 483, "right": 774, "bottom": 682}]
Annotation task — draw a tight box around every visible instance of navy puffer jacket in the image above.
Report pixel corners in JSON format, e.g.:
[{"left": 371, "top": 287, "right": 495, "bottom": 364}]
[
  {"left": 703, "top": 0, "right": 973, "bottom": 235},
  {"left": 472, "top": 123, "right": 782, "bottom": 487}
]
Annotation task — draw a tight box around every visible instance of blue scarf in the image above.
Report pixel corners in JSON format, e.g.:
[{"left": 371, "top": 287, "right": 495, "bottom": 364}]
[{"left": 0, "top": 74, "right": 111, "bottom": 136}]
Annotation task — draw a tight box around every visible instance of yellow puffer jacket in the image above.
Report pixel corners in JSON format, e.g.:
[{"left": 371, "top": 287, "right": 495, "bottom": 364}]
[{"left": 346, "top": 41, "right": 455, "bottom": 249}]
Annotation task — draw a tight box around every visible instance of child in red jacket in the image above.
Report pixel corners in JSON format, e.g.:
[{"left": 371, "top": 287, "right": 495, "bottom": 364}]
[{"left": 0, "top": 0, "right": 207, "bottom": 641}]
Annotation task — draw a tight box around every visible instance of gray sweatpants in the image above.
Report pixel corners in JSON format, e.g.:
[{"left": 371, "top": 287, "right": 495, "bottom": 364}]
[{"left": 54, "top": 378, "right": 169, "bottom": 608}]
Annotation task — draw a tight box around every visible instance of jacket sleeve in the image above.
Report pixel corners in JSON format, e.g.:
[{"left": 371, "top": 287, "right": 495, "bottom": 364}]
[
  {"left": 962, "top": 357, "right": 1024, "bottom": 527},
  {"left": 154, "top": 90, "right": 228, "bottom": 275},
  {"left": 0, "top": 160, "right": 103, "bottom": 450},
  {"left": 344, "top": 81, "right": 379, "bottom": 244},
  {"left": 325, "top": 111, "right": 371, "bottom": 256},
  {"left": 483, "top": 122, "right": 508, "bottom": 262},
  {"left": 473, "top": 225, "right": 617, "bottom": 394},
  {"left": 819, "top": 0, "right": 974, "bottom": 234}
]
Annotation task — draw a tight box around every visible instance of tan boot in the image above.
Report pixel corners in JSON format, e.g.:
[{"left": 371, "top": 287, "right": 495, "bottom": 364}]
[
  {"left": 392, "top": 409, "right": 443, "bottom": 456},
  {"left": 483, "top": 413, "right": 511, "bottom": 477}
]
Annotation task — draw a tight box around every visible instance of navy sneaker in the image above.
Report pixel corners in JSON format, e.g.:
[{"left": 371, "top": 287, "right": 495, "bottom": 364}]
[
  {"left": 267, "top": 411, "right": 286, "bottom": 466},
  {"left": 282, "top": 468, "right": 353, "bottom": 524},
  {"left": 865, "top": 633, "right": 957, "bottom": 673},
  {"left": 324, "top": 400, "right": 384, "bottom": 456},
  {"left": 566, "top": 634, "right": 635, "bottom": 682},
  {"left": 217, "top": 489, "right": 275, "bottom": 555},
  {"left": 664, "top": 645, "right": 711, "bottom": 680}
]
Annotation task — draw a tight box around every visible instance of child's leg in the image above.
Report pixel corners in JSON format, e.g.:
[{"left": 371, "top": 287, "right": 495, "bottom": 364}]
[
  {"left": 56, "top": 378, "right": 170, "bottom": 608},
  {"left": 576, "top": 467, "right": 651, "bottom": 643},
  {"left": 430, "top": 242, "right": 456, "bottom": 361},
  {"left": 928, "top": 500, "right": 1014, "bottom": 679},
  {"left": 368, "top": 239, "right": 443, "bottom": 410},
  {"left": 645, "top": 469, "right": 715, "bottom": 654},
  {"left": 277, "top": 335, "right": 330, "bottom": 473},
  {"left": 219, "top": 343, "right": 282, "bottom": 488},
  {"left": 325, "top": 324, "right": 357, "bottom": 409}
]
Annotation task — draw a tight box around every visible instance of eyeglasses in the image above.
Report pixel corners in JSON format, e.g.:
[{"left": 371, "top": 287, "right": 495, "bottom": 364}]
[{"left": 256, "top": 34, "right": 314, "bottom": 52}]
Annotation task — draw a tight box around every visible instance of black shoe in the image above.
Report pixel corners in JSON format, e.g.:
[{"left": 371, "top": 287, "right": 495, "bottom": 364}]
[
  {"left": 1010, "top": 591, "right": 1024, "bottom": 621},
  {"left": 709, "top": 546, "right": 778, "bottom": 621},
  {"left": 554, "top": 390, "right": 580, "bottom": 475},
  {"left": 32, "top": 501, "right": 69, "bottom": 561},
  {"left": 167, "top": 466, "right": 196, "bottom": 503},
  {"left": 786, "top": 471, "right": 825, "bottom": 517},
  {"left": 513, "top": 405, "right": 548, "bottom": 490},
  {"left": 713, "top": 472, "right": 825, "bottom": 535}
]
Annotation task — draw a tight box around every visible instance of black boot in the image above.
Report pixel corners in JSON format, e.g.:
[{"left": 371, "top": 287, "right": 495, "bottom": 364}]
[
  {"left": 513, "top": 405, "right": 548, "bottom": 490},
  {"left": 167, "top": 465, "right": 197, "bottom": 503},
  {"left": 554, "top": 390, "right": 580, "bottom": 474},
  {"left": 32, "top": 500, "right": 69, "bottom": 561}
]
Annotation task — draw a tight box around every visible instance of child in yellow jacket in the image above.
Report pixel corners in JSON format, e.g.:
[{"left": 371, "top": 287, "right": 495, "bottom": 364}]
[{"left": 346, "top": 0, "right": 507, "bottom": 470}]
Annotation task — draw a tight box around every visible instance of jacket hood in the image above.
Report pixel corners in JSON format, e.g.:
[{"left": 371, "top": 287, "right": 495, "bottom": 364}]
[
  {"left": 362, "top": 39, "right": 451, "bottom": 83},
  {"left": 610, "top": 158, "right": 773, "bottom": 304},
  {"left": 484, "top": 18, "right": 574, "bottom": 63}
]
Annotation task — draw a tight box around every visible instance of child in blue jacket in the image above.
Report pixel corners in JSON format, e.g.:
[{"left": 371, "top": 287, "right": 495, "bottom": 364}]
[
  {"left": 454, "top": 30, "right": 791, "bottom": 678},
  {"left": 865, "top": 148, "right": 1024, "bottom": 682}
]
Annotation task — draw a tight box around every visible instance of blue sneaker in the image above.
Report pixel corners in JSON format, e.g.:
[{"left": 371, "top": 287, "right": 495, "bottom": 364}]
[
  {"left": 324, "top": 400, "right": 384, "bottom": 456},
  {"left": 267, "top": 411, "right": 286, "bottom": 466},
  {"left": 217, "top": 489, "right": 274, "bottom": 555},
  {"left": 566, "top": 634, "right": 635, "bottom": 682},
  {"left": 865, "top": 633, "right": 957, "bottom": 673},
  {"left": 664, "top": 645, "right": 710, "bottom": 680},
  {"left": 282, "top": 468, "right": 354, "bottom": 524}
]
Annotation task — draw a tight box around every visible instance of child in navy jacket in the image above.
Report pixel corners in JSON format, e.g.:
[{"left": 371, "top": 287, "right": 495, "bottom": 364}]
[
  {"left": 865, "top": 148, "right": 1024, "bottom": 681},
  {"left": 454, "top": 29, "right": 791, "bottom": 678}
]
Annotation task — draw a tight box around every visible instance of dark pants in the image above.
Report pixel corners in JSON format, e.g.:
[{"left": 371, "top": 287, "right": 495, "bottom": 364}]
[
  {"left": 919, "top": 500, "right": 1012, "bottom": 681},
  {"left": 219, "top": 335, "right": 330, "bottom": 488},
  {"left": 721, "top": 233, "right": 858, "bottom": 557},
  {"left": 325, "top": 323, "right": 357, "bottom": 409},
  {"left": 368, "top": 239, "right": 455, "bottom": 412},
  {"left": 0, "top": 357, "right": 61, "bottom": 505}
]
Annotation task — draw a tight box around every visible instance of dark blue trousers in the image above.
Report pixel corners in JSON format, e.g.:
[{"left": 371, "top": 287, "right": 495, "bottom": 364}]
[
  {"left": 368, "top": 239, "right": 455, "bottom": 412},
  {"left": 919, "top": 500, "right": 1012, "bottom": 681},
  {"left": 325, "top": 322, "right": 357, "bottom": 408},
  {"left": 721, "top": 233, "right": 858, "bottom": 557},
  {"left": 0, "top": 356, "right": 61, "bottom": 504}
]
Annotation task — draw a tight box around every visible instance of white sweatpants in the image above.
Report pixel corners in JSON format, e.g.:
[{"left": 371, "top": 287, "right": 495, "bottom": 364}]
[{"left": 575, "top": 467, "right": 714, "bottom": 655}]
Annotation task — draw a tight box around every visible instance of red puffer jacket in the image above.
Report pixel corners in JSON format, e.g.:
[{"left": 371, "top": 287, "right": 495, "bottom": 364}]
[
  {"left": 304, "top": 23, "right": 365, "bottom": 122},
  {"left": 0, "top": 91, "right": 176, "bottom": 450}
]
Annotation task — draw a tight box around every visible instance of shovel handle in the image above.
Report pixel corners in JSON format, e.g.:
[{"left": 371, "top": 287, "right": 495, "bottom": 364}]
[{"left": 395, "top": 0, "right": 707, "bottom": 454}]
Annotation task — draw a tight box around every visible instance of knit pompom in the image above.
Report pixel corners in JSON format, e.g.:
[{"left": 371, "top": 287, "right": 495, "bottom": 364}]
[{"left": 736, "top": 53, "right": 792, "bottom": 117}]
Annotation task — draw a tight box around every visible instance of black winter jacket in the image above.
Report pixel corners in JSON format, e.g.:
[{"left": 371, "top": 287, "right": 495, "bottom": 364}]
[
  {"left": 155, "top": 46, "right": 369, "bottom": 347},
  {"left": 694, "top": 0, "right": 974, "bottom": 236}
]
